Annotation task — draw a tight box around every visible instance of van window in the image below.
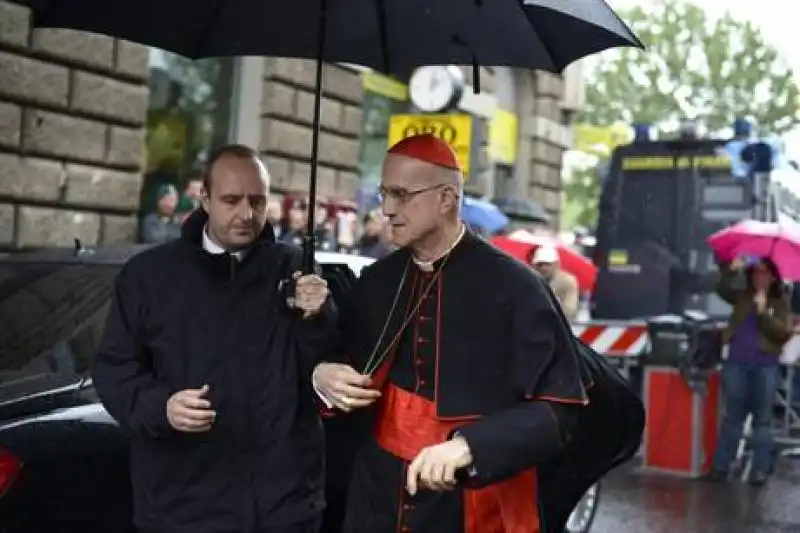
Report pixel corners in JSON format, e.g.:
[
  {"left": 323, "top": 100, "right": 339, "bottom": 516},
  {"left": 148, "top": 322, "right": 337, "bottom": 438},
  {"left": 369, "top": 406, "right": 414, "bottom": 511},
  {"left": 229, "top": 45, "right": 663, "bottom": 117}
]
[{"left": 0, "top": 263, "right": 120, "bottom": 399}]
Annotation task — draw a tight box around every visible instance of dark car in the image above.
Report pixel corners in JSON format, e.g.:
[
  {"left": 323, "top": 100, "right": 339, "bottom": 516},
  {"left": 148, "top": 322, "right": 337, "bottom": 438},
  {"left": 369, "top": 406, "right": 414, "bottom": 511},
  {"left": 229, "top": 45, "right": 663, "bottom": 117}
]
[{"left": 0, "top": 243, "right": 599, "bottom": 533}]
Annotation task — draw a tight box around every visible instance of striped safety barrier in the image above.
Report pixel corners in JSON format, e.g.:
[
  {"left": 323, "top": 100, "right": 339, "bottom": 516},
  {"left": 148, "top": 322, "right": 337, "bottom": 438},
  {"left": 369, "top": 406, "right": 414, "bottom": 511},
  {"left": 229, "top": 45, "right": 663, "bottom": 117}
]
[{"left": 572, "top": 323, "right": 649, "bottom": 357}]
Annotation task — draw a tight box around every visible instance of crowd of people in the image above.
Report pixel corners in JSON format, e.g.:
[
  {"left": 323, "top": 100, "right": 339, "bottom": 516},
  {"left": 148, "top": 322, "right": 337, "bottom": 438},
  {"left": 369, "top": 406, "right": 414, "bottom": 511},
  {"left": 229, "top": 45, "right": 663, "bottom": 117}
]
[{"left": 139, "top": 174, "right": 394, "bottom": 260}]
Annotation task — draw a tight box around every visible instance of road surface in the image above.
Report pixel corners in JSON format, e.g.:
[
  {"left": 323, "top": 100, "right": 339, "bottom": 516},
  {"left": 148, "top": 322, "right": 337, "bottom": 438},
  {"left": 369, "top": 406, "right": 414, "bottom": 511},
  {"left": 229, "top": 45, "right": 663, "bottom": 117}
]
[{"left": 592, "top": 452, "right": 800, "bottom": 533}]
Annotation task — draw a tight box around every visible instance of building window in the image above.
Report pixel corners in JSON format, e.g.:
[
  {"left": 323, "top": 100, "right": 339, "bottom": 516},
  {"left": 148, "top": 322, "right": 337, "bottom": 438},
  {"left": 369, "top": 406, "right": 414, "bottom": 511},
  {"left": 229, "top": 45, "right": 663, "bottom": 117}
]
[
  {"left": 139, "top": 50, "right": 240, "bottom": 242},
  {"left": 356, "top": 72, "right": 409, "bottom": 214}
]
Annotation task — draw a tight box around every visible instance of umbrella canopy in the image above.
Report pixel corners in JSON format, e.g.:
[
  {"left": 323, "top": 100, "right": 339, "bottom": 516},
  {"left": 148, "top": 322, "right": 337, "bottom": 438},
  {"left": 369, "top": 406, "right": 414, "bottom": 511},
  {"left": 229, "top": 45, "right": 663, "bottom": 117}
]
[
  {"left": 23, "top": 0, "right": 641, "bottom": 72},
  {"left": 707, "top": 219, "right": 800, "bottom": 281},
  {"left": 24, "top": 0, "right": 641, "bottom": 273},
  {"left": 461, "top": 197, "right": 508, "bottom": 234},
  {"left": 491, "top": 235, "right": 597, "bottom": 293}
]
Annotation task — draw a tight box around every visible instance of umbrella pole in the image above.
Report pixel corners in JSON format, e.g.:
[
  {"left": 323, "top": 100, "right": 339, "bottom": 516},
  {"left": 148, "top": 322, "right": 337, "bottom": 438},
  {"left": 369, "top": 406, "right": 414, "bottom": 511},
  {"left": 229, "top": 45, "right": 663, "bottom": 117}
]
[{"left": 303, "top": 0, "right": 329, "bottom": 274}]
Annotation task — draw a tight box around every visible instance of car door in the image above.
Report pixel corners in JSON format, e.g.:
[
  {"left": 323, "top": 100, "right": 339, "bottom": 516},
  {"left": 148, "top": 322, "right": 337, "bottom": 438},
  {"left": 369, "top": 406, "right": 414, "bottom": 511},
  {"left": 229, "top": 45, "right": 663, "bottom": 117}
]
[{"left": 0, "top": 260, "right": 134, "bottom": 532}]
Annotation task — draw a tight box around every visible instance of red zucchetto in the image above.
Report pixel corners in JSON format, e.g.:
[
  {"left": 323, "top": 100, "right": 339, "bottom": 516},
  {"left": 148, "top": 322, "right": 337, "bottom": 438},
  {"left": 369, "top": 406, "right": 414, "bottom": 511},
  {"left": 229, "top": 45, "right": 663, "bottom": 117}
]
[{"left": 387, "top": 134, "right": 460, "bottom": 172}]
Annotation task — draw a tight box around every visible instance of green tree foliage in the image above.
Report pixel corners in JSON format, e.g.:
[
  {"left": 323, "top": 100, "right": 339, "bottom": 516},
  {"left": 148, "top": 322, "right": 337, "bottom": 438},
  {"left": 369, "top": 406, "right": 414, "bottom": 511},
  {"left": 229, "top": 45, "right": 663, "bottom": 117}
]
[
  {"left": 561, "top": 160, "right": 604, "bottom": 229},
  {"left": 580, "top": 0, "right": 800, "bottom": 134}
]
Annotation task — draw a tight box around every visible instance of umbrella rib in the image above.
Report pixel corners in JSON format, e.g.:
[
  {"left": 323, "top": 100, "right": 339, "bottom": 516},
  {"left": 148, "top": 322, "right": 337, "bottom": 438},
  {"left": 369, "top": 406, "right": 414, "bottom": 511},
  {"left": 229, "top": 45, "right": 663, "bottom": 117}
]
[{"left": 516, "top": 1, "right": 559, "bottom": 71}]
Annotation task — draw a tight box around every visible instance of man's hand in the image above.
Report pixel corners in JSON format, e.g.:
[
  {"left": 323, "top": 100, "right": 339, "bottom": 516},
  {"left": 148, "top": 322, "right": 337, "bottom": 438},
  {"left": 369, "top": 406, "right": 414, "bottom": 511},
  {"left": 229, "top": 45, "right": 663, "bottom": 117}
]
[
  {"left": 166, "top": 384, "right": 216, "bottom": 433},
  {"left": 293, "top": 271, "right": 329, "bottom": 318},
  {"left": 313, "top": 363, "right": 381, "bottom": 412},
  {"left": 754, "top": 290, "right": 767, "bottom": 313},
  {"left": 406, "top": 436, "right": 473, "bottom": 496}
]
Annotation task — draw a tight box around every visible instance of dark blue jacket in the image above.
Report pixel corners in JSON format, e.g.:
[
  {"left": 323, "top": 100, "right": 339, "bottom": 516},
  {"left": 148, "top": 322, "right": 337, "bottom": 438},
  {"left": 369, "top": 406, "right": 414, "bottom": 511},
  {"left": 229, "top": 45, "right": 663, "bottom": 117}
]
[{"left": 92, "top": 210, "right": 337, "bottom": 533}]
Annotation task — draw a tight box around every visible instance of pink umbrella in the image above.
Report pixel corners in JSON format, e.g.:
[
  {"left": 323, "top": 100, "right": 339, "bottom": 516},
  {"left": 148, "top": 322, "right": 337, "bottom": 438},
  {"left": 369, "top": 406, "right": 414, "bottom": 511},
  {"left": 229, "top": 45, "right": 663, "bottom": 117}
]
[{"left": 707, "top": 219, "right": 800, "bottom": 281}]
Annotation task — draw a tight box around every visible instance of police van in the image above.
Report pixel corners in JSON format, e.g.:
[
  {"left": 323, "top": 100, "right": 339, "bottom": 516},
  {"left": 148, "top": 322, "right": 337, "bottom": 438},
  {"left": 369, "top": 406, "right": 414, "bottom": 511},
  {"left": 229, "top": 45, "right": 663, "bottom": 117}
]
[{"left": 591, "top": 126, "right": 800, "bottom": 322}]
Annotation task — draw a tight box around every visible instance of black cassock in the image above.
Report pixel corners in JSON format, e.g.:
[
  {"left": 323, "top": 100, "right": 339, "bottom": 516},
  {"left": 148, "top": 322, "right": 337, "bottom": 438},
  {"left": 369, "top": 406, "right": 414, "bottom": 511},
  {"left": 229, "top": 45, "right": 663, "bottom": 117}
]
[{"left": 322, "top": 231, "right": 644, "bottom": 533}]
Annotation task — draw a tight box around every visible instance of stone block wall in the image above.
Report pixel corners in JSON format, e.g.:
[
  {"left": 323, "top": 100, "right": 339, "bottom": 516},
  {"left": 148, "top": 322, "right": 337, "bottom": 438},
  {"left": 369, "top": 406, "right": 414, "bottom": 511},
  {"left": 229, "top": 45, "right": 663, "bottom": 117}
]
[
  {"left": 0, "top": 1, "right": 149, "bottom": 250},
  {"left": 529, "top": 72, "right": 567, "bottom": 224},
  {"left": 512, "top": 70, "right": 572, "bottom": 228},
  {"left": 259, "top": 59, "right": 363, "bottom": 202}
]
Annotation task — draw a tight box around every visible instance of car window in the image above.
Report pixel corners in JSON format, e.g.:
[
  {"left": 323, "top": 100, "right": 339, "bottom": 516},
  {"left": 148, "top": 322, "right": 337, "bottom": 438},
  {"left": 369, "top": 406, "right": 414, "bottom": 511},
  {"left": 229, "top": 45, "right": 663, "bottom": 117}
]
[{"left": 0, "top": 262, "right": 119, "bottom": 397}]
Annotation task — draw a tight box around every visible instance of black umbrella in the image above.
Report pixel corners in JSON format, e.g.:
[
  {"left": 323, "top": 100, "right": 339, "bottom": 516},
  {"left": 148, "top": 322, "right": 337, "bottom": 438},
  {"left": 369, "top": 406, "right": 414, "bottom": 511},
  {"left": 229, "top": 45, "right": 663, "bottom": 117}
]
[{"left": 22, "top": 0, "right": 642, "bottom": 271}]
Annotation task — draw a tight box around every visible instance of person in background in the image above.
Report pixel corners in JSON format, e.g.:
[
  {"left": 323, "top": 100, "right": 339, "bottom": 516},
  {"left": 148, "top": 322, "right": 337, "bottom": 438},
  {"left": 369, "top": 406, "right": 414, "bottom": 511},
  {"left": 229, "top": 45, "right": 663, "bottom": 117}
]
[
  {"left": 708, "top": 255, "right": 791, "bottom": 486},
  {"left": 531, "top": 246, "right": 579, "bottom": 322},
  {"left": 354, "top": 210, "right": 391, "bottom": 259},
  {"left": 313, "top": 202, "right": 337, "bottom": 251},
  {"left": 280, "top": 200, "right": 307, "bottom": 247},
  {"left": 175, "top": 171, "right": 204, "bottom": 223},
  {"left": 266, "top": 198, "right": 283, "bottom": 240},
  {"left": 335, "top": 211, "right": 357, "bottom": 254},
  {"left": 140, "top": 184, "right": 182, "bottom": 244}
]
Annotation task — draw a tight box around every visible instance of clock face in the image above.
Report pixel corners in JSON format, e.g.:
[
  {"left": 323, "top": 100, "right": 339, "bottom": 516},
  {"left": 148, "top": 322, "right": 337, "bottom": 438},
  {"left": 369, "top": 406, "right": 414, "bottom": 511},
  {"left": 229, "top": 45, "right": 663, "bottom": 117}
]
[{"left": 409, "top": 66, "right": 457, "bottom": 113}]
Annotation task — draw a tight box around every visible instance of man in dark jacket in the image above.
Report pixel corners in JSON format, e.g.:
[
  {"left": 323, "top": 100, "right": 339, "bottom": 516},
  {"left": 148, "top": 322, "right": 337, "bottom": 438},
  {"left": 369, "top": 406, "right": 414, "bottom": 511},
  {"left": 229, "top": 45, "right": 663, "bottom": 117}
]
[
  {"left": 354, "top": 210, "right": 391, "bottom": 259},
  {"left": 92, "top": 144, "right": 336, "bottom": 533}
]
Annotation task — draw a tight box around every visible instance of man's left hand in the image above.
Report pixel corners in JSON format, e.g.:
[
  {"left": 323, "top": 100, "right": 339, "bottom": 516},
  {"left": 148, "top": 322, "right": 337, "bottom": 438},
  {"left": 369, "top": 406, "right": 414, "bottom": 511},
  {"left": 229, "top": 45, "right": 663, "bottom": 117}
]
[
  {"left": 406, "top": 436, "right": 473, "bottom": 495},
  {"left": 293, "top": 271, "right": 329, "bottom": 318}
]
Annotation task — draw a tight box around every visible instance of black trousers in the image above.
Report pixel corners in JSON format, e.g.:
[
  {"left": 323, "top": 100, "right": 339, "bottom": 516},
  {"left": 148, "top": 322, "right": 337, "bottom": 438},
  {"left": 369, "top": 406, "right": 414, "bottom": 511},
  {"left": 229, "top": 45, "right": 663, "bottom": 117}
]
[
  {"left": 257, "top": 517, "right": 321, "bottom": 533},
  {"left": 141, "top": 517, "right": 321, "bottom": 533}
]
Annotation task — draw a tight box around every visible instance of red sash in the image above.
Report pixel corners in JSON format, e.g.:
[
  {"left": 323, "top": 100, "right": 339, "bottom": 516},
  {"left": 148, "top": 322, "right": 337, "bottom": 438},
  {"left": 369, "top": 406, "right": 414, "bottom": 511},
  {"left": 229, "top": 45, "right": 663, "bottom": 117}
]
[{"left": 373, "top": 384, "right": 540, "bottom": 533}]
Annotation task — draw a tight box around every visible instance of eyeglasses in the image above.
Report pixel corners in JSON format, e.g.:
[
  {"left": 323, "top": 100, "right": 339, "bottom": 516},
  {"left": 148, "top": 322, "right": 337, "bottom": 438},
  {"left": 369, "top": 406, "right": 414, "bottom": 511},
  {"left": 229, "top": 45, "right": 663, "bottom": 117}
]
[{"left": 377, "top": 184, "right": 449, "bottom": 205}]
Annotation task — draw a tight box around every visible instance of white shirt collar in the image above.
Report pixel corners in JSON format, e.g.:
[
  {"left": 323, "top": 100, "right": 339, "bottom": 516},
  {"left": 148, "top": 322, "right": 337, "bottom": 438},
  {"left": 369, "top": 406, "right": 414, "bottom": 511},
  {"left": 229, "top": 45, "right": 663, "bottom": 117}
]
[
  {"left": 202, "top": 225, "right": 247, "bottom": 261},
  {"left": 412, "top": 224, "right": 466, "bottom": 272}
]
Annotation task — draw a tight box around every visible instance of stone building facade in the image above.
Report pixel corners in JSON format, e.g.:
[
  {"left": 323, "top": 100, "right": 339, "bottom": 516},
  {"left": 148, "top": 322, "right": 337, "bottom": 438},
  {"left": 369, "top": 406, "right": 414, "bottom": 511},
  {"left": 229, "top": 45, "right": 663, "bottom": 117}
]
[
  {"left": 259, "top": 59, "right": 363, "bottom": 202},
  {"left": 516, "top": 70, "right": 577, "bottom": 224},
  {"left": 0, "top": 0, "right": 149, "bottom": 250},
  {"left": 0, "top": 0, "right": 582, "bottom": 248}
]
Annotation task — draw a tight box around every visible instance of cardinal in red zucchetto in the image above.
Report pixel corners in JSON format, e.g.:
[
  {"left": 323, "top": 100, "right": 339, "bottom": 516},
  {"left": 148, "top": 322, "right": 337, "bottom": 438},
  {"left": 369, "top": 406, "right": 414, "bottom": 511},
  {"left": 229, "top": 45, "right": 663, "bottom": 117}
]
[{"left": 312, "top": 134, "right": 644, "bottom": 533}]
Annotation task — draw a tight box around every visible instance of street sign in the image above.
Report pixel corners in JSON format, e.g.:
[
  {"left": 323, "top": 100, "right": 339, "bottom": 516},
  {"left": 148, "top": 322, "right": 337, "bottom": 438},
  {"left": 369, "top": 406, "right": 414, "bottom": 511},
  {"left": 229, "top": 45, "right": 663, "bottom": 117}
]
[{"left": 388, "top": 114, "right": 473, "bottom": 174}]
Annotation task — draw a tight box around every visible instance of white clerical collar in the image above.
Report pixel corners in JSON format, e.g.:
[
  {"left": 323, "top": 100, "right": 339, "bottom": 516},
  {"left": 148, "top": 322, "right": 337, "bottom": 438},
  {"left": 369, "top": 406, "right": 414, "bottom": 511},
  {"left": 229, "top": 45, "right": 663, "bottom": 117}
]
[
  {"left": 412, "top": 224, "right": 466, "bottom": 272},
  {"left": 202, "top": 225, "right": 247, "bottom": 261}
]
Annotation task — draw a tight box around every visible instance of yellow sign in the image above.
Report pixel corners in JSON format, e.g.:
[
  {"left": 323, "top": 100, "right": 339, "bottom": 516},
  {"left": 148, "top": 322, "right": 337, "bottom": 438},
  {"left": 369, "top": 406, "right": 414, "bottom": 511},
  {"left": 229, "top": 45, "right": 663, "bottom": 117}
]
[
  {"left": 388, "top": 114, "right": 473, "bottom": 174},
  {"left": 362, "top": 72, "right": 408, "bottom": 101},
  {"left": 574, "top": 123, "right": 632, "bottom": 157},
  {"left": 621, "top": 155, "right": 731, "bottom": 171},
  {"left": 489, "top": 109, "right": 518, "bottom": 165}
]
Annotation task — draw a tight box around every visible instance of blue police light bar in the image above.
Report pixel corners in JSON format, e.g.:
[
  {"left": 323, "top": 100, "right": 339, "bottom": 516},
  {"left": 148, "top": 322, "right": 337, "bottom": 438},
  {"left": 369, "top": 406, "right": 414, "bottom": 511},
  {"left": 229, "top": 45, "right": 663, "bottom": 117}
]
[{"left": 733, "top": 117, "right": 753, "bottom": 137}]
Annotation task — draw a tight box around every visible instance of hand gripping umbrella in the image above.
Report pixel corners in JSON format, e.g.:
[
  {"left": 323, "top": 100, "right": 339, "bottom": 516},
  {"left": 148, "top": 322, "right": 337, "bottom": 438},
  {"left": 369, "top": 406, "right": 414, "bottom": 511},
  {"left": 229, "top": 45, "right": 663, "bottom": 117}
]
[{"left": 22, "top": 0, "right": 642, "bottom": 272}]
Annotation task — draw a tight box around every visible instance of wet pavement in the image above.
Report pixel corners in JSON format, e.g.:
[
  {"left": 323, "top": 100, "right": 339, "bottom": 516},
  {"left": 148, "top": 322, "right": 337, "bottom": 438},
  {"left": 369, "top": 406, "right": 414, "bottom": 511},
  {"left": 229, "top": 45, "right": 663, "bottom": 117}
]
[{"left": 591, "top": 452, "right": 800, "bottom": 533}]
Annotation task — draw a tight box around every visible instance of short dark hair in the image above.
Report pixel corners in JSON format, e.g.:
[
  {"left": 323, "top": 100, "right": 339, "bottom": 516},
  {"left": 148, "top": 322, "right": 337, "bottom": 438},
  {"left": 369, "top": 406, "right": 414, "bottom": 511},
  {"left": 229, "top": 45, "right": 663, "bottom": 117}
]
[
  {"left": 184, "top": 167, "right": 204, "bottom": 184},
  {"left": 202, "top": 144, "right": 260, "bottom": 192}
]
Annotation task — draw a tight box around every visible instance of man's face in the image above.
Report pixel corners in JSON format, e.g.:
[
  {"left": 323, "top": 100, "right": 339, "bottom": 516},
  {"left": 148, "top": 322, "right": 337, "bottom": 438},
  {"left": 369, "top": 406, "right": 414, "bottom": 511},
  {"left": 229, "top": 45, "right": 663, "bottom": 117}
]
[
  {"left": 185, "top": 179, "right": 204, "bottom": 199},
  {"left": 201, "top": 154, "right": 269, "bottom": 250},
  {"left": 288, "top": 208, "right": 306, "bottom": 232},
  {"left": 380, "top": 155, "right": 456, "bottom": 248},
  {"left": 157, "top": 192, "right": 178, "bottom": 215},
  {"left": 534, "top": 261, "right": 555, "bottom": 279}
]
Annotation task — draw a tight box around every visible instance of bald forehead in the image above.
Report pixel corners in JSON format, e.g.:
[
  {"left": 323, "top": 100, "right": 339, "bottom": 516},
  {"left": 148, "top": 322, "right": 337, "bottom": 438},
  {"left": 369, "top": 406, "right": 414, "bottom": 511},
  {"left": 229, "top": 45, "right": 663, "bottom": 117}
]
[
  {"left": 382, "top": 154, "right": 460, "bottom": 187},
  {"left": 210, "top": 153, "right": 269, "bottom": 189}
]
